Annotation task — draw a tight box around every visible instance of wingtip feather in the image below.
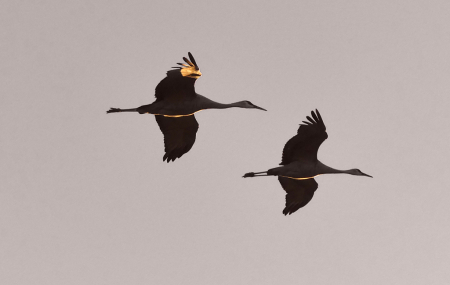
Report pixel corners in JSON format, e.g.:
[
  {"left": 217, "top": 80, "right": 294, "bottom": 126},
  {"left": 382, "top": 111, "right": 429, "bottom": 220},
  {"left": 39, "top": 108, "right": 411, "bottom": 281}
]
[
  {"left": 183, "top": 57, "right": 194, "bottom": 67},
  {"left": 311, "top": 110, "right": 319, "bottom": 122},
  {"left": 315, "top": 109, "right": 321, "bottom": 119},
  {"left": 306, "top": 116, "right": 315, "bottom": 124},
  {"left": 188, "top": 52, "right": 198, "bottom": 69}
]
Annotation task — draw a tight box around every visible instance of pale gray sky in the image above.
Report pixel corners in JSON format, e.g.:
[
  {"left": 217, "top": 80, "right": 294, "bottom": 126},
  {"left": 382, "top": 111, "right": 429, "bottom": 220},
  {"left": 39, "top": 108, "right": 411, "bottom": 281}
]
[{"left": 2, "top": 1, "right": 450, "bottom": 284}]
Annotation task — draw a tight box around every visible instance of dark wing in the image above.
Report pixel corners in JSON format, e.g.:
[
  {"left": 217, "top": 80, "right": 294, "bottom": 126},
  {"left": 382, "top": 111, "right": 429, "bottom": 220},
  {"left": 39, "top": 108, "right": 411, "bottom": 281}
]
[
  {"left": 154, "top": 52, "right": 200, "bottom": 102},
  {"left": 278, "top": 177, "right": 318, "bottom": 215},
  {"left": 155, "top": 115, "right": 199, "bottom": 162},
  {"left": 280, "top": 109, "right": 328, "bottom": 165}
]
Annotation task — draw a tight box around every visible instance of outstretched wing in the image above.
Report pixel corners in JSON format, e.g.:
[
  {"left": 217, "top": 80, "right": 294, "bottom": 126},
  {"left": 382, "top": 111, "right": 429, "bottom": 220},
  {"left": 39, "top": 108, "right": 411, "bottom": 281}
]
[
  {"left": 155, "top": 115, "right": 199, "bottom": 162},
  {"left": 154, "top": 52, "right": 201, "bottom": 102},
  {"left": 280, "top": 109, "right": 328, "bottom": 165},
  {"left": 278, "top": 177, "right": 318, "bottom": 215}
]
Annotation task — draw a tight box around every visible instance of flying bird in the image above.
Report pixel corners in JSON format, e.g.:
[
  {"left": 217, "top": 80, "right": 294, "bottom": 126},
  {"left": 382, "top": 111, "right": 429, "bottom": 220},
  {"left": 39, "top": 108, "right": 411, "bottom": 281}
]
[
  {"left": 107, "top": 52, "right": 266, "bottom": 162},
  {"left": 243, "top": 109, "right": 372, "bottom": 215}
]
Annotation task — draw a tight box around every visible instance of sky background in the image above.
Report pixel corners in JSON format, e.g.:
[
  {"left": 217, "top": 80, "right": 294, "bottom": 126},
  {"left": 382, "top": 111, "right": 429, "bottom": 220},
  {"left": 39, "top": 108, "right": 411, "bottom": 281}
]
[{"left": 2, "top": 0, "right": 450, "bottom": 284}]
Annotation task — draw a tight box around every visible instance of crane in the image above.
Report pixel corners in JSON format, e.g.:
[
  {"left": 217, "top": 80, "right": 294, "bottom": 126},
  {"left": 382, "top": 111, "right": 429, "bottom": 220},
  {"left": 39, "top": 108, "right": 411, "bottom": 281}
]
[
  {"left": 243, "top": 109, "right": 372, "bottom": 215},
  {"left": 107, "top": 52, "right": 266, "bottom": 162}
]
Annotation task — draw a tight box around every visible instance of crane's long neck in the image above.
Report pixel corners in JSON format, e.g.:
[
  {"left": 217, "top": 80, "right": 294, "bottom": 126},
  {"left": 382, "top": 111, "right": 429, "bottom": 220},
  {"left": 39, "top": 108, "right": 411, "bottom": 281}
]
[
  {"left": 316, "top": 161, "right": 353, "bottom": 175},
  {"left": 208, "top": 101, "right": 242, "bottom": 109},
  {"left": 197, "top": 94, "right": 242, "bottom": 110}
]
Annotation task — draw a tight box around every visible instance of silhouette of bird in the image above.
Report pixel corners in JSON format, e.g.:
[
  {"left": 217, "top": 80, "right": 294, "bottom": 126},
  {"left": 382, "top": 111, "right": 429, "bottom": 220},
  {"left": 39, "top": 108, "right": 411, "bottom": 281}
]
[
  {"left": 243, "top": 109, "right": 372, "bottom": 215},
  {"left": 107, "top": 52, "right": 266, "bottom": 162}
]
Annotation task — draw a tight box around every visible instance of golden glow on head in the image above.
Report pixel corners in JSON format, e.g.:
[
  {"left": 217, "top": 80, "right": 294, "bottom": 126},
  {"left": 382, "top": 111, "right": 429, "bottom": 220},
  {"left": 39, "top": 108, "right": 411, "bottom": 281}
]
[
  {"left": 147, "top": 109, "right": 204, "bottom": 117},
  {"left": 280, "top": 175, "right": 321, "bottom": 180},
  {"left": 180, "top": 66, "right": 202, "bottom": 79}
]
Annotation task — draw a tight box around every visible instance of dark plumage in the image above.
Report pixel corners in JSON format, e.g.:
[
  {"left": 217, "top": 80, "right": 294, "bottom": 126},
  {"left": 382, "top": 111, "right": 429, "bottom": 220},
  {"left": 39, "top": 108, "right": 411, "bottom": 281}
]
[
  {"left": 155, "top": 115, "right": 198, "bottom": 162},
  {"left": 243, "top": 109, "right": 372, "bottom": 215},
  {"left": 107, "top": 52, "right": 266, "bottom": 162},
  {"left": 280, "top": 109, "right": 328, "bottom": 164},
  {"left": 279, "top": 177, "right": 318, "bottom": 215}
]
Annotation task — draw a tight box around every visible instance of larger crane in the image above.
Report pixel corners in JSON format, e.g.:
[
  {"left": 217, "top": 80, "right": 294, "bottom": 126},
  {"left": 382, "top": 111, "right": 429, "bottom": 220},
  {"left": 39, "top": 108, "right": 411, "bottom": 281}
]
[
  {"left": 243, "top": 109, "right": 372, "bottom": 215},
  {"left": 107, "top": 52, "right": 266, "bottom": 162}
]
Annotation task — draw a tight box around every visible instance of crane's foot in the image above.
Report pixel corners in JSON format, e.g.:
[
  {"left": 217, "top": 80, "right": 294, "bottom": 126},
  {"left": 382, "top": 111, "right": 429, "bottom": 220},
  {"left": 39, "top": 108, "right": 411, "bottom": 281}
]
[
  {"left": 107, "top": 108, "right": 122, "bottom": 113},
  {"left": 243, "top": 172, "right": 255, "bottom": 178}
]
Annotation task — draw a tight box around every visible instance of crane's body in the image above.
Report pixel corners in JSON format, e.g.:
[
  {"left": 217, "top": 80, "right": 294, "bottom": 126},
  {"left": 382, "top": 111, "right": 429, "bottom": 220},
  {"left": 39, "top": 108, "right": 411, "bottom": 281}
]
[
  {"left": 258, "top": 160, "right": 361, "bottom": 179},
  {"left": 243, "top": 109, "right": 371, "bottom": 215},
  {"left": 107, "top": 52, "right": 266, "bottom": 162},
  {"left": 132, "top": 94, "right": 252, "bottom": 117},
  {"left": 266, "top": 161, "right": 318, "bottom": 179}
]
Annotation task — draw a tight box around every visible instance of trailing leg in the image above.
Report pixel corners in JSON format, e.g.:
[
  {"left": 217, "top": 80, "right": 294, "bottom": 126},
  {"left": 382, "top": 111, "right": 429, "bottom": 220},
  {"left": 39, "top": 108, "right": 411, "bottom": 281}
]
[
  {"left": 243, "top": 165, "right": 288, "bottom": 178},
  {"left": 243, "top": 171, "right": 268, "bottom": 178},
  {"left": 106, "top": 108, "right": 138, "bottom": 114}
]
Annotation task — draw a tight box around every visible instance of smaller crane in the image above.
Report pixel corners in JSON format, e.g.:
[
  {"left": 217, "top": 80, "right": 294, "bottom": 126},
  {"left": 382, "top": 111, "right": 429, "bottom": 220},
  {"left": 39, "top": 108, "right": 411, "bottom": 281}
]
[{"left": 243, "top": 109, "right": 372, "bottom": 215}]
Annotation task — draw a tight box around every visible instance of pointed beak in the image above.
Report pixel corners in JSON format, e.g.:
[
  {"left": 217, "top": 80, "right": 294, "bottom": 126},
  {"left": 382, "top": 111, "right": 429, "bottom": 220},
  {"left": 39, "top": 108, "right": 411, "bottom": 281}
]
[
  {"left": 361, "top": 172, "right": 373, "bottom": 178},
  {"left": 253, "top": 104, "right": 267, "bottom": 111}
]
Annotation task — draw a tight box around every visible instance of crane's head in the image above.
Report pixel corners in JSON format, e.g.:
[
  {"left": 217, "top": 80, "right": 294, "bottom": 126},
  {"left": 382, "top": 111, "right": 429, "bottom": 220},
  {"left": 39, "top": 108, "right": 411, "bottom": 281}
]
[
  {"left": 173, "top": 52, "right": 202, "bottom": 79},
  {"left": 348, "top": 169, "right": 373, "bottom": 178},
  {"left": 236, "top": 100, "right": 267, "bottom": 111}
]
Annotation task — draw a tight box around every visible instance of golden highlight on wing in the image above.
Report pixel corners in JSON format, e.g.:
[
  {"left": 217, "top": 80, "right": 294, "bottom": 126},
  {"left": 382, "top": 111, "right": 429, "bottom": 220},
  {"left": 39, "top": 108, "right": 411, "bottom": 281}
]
[
  {"left": 154, "top": 52, "right": 202, "bottom": 102},
  {"left": 174, "top": 52, "right": 202, "bottom": 78}
]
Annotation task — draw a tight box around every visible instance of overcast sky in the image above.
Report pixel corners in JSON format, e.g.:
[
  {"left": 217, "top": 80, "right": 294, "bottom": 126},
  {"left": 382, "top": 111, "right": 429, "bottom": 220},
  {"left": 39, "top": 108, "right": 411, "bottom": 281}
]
[{"left": 2, "top": 1, "right": 450, "bottom": 284}]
